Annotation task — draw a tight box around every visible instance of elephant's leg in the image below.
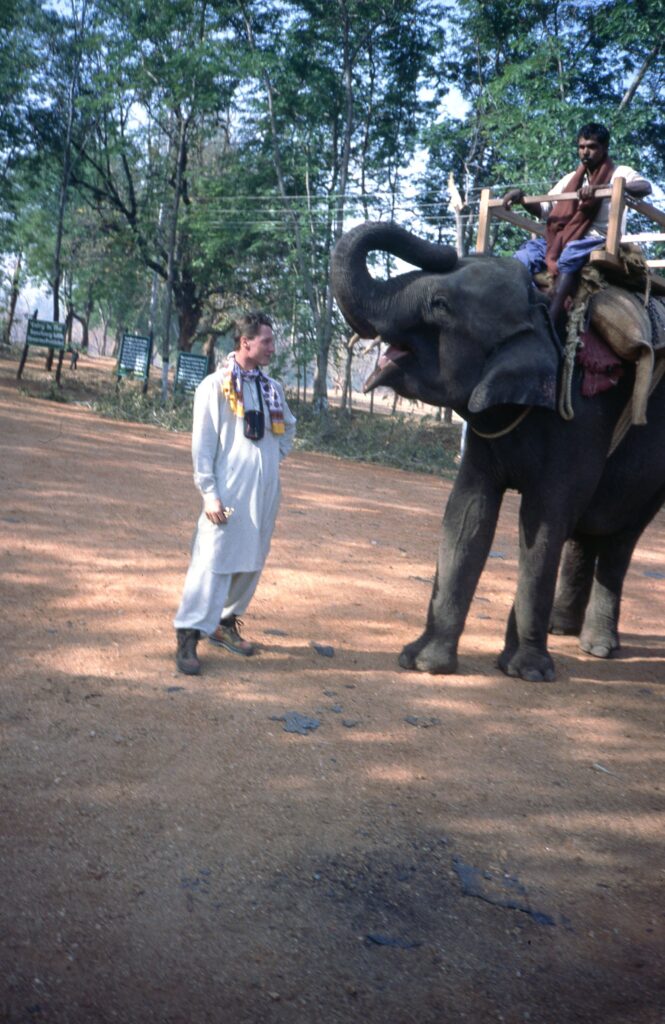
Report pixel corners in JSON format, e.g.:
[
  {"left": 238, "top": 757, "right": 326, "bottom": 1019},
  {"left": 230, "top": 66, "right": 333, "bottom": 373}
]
[
  {"left": 578, "top": 483, "right": 665, "bottom": 657},
  {"left": 498, "top": 505, "right": 568, "bottom": 682},
  {"left": 400, "top": 477, "right": 503, "bottom": 674},
  {"left": 549, "top": 536, "right": 598, "bottom": 636},
  {"left": 578, "top": 530, "right": 638, "bottom": 658}
]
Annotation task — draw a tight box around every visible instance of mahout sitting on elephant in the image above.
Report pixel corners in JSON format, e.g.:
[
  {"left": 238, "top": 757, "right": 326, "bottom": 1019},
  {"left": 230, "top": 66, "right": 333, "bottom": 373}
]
[
  {"left": 502, "top": 120, "right": 652, "bottom": 342},
  {"left": 331, "top": 221, "right": 665, "bottom": 682}
]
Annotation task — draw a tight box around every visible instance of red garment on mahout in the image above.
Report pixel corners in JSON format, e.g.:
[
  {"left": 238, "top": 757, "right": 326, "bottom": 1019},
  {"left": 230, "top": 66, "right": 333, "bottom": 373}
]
[{"left": 545, "top": 157, "right": 615, "bottom": 275}]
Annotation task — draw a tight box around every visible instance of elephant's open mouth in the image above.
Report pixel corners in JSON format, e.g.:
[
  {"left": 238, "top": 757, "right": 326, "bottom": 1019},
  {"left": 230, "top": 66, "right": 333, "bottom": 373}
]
[{"left": 363, "top": 344, "right": 409, "bottom": 393}]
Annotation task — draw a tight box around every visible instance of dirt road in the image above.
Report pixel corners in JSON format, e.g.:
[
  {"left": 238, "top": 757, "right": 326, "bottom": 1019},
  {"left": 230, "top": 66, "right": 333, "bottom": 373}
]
[{"left": 1, "top": 356, "right": 664, "bottom": 1023}]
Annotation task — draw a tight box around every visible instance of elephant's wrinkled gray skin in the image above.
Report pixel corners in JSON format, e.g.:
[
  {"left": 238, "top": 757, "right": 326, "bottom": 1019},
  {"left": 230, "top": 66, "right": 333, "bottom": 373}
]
[{"left": 331, "top": 221, "right": 665, "bottom": 681}]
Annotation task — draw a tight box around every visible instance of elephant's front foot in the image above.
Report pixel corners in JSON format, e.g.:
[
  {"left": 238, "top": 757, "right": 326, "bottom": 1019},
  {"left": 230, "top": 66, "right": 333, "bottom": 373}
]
[
  {"left": 579, "top": 627, "right": 619, "bottom": 659},
  {"left": 399, "top": 634, "right": 459, "bottom": 674},
  {"left": 498, "top": 645, "right": 555, "bottom": 682}
]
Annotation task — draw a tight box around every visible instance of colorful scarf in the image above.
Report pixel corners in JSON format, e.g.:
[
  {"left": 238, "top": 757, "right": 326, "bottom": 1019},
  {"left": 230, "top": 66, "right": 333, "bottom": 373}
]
[
  {"left": 220, "top": 352, "right": 285, "bottom": 435},
  {"left": 545, "top": 156, "right": 615, "bottom": 275}
]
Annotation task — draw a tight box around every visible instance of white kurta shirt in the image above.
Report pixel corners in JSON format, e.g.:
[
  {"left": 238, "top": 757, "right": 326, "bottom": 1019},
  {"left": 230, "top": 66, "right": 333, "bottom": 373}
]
[
  {"left": 540, "top": 164, "right": 650, "bottom": 236},
  {"left": 188, "top": 367, "right": 296, "bottom": 574}
]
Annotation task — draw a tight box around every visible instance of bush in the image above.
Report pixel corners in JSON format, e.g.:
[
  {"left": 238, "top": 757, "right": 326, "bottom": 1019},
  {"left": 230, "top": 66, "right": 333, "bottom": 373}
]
[
  {"left": 292, "top": 402, "right": 461, "bottom": 477},
  {"left": 7, "top": 345, "right": 462, "bottom": 477},
  {"left": 92, "top": 384, "right": 194, "bottom": 432}
]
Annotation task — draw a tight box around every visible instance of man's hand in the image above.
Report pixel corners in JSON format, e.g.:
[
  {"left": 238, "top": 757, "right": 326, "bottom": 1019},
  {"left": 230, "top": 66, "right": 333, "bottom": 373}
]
[
  {"left": 204, "top": 495, "right": 228, "bottom": 525},
  {"left": 502, "top": 188, "right": 524, "bottom": 210},
  {"left": 577, "top": 184, "right": 595, "bottom": 201},
  {"left": 503, "top": 188, "right": 542, "bottom": 218}
]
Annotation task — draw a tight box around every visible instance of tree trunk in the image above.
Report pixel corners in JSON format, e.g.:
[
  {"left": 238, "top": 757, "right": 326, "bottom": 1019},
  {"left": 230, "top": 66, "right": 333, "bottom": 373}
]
[
  {"left": 2, "top": 253, "right": 22, "bottom": 346},
  {"left": 72, "top": 307, "right": 91, "bottom": 352},
  {"left": 313, "top": 3, "right": 355, "bottom": 414},
  {"left": 82, "top": 301, "right": 92, "bottom": 352},
  {"left": 98, "top": 307, "right": 109, "bottom": 355},
  {"left": 619, "top": 43, "right": 661, "bottom": 111},
  {"left": 161, "top": 113, "right": 189, "bottom": 399},
  {"left": 52, "top": 3, "right": 88, "bottom": 325},
  {"left": 147, "top": 204, "right": 163, "bottom": 355},
  {"left": 369, "top": 349, "right": 380, "bottom": 416},
  {"left": 174, "top": 274, "right": 203, "bottom": 352},
  {"left": 113, "top": 324, "right": 124, "bottom": 359},
  {"left": 312, "top": 323, "right": 332, "bottom": 413},
  {"left": 340, "top": 344, "right": 353, "bottom": 414},
  {"left": 65, "top": 302, "right": 74, "bottom": 347},
  {"left": 72, "top": 286, "right": 94, "bottom": 352}
]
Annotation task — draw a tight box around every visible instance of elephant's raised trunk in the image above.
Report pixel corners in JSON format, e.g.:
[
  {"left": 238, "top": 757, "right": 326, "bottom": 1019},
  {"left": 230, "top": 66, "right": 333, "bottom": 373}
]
[{"left": 331, "top": 221, "right": 458, "bottom": 338}]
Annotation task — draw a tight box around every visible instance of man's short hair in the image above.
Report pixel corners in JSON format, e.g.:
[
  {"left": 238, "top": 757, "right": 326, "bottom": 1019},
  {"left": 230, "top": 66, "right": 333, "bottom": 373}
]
[
  {"left": 233, "top": 312, "right": 273, "bottom": 349},
  {"left": 577, "top": 122, "right": 610, "bottom": 147}
]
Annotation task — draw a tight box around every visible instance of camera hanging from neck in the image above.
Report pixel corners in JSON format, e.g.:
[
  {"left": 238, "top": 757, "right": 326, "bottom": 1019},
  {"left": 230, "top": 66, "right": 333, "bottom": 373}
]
[{"left": 244, "top": 376, "right": 265, "bottom": 441}]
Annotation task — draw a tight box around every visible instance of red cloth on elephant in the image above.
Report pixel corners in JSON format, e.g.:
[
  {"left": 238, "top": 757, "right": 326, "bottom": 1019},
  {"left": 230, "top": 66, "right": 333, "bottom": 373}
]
[
  {"left": 545, "top": 157, "right": 615, "bottom": 275},
  {"left": 578, "top": 325, "right": 624, "bottom": 397}
]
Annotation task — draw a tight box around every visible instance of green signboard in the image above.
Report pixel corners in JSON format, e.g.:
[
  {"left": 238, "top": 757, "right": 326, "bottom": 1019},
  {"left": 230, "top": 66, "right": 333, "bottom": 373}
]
[
  {"left": 175, "top": 352, "right": 210, "bottom": 393},
  {"left": 117, "top": 333, "right": 152, "bottom": 381},
  {"left": 17, "top": 318, "right": 68, "bottom": 383},
  {"left": 26, "top": 319, "right": 66, "bottom": 349}
]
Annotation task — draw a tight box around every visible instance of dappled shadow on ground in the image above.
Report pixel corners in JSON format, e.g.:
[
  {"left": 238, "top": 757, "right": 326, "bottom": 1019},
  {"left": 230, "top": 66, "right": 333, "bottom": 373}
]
[{"left": 1, "top": 363, "right": 664, "bottom": 1023}]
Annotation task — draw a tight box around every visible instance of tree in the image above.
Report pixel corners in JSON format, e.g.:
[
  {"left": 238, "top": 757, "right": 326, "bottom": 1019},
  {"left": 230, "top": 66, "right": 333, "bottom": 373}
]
[
  {"left": 237, "top": 0, "right": 441, "bottom": 411},
  {"left": 418, "top": 0, "right": 665, "bottom": 254},
  {"left": 0, "top": 0, "right": 47, "bottom": 343},
  {"left": 70, "top": 0, "right": 244, "bottom": 364},
  {"left": 5, "top": 0, "right": 662, "bottom": 402},
  {"left": 0, "top": 0, "right": 43, "bottom": 207},
  {"left": 48, "top": 0, "right": 95, "bottom": 325}
]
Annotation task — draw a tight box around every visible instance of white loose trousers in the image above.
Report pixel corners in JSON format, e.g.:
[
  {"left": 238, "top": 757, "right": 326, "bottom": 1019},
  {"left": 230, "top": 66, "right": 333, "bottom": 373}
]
[{"left": 174, "top": 567, "right": 261, "bottom": 635}]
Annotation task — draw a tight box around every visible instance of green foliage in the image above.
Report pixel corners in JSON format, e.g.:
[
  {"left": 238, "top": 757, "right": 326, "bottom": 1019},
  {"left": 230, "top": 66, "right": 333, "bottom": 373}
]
[
  {"left": 3, "top": 0, "right": 664, "bottom": 400},
  {"left": 0, "top": 0, "right": 50, "bottom": 249},
  {"left": 419, "top": 0, "right": 665, "bottom": 250},
  {"left": 84, "top": 379, "right": 461, "bottom": 477},
  {"left": 293, "top": 403, "right": 461, "bottom": 476},
  {"left": 91, "top": 382, "right": 194, "bottom": 431}
]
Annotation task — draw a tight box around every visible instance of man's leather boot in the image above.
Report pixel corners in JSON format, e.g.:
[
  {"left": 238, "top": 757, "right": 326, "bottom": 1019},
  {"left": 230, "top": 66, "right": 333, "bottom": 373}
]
[{"left": 176, "top": 628, "right": 201, "bottom": 675}]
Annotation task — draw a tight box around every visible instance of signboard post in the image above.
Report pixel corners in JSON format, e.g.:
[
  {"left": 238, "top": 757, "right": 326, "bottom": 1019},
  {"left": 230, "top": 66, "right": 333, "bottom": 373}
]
[
  {"left": 175, "top": 352, "right": 210, "bottom": 395},
  {"left": 116, "top": 333, "right": 153, "bottom": 394},
  {"left": 17, "top": 319, "right": 67, "bottom": 384}
]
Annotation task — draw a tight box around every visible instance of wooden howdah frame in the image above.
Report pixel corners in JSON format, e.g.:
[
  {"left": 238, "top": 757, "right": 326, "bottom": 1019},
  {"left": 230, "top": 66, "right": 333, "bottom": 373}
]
[{"left": 475, "top": 177, "right": 665, "bottom": 294}]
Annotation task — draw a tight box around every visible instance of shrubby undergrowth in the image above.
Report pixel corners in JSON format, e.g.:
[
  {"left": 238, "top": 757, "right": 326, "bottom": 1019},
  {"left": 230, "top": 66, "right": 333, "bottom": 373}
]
[
  {"left": 24, "top": 368, "right": 461, "bottom": 478},
  {"left": 92, "top": 386, "right": 195, "bottom": 432},
  {"left": 285, "top": 402, "right": 460, "bottom": 477}
]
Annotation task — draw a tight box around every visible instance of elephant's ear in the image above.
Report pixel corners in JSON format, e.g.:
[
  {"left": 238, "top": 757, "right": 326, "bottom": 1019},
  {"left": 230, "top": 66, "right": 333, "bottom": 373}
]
[{"left": 468, "top": 300, "right": 562, "bottom": 413}]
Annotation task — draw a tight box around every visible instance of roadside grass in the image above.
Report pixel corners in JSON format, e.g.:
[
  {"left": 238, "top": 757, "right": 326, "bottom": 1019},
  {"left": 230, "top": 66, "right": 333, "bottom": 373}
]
[
  {"left": 292, "top": 401, "right": 461, "bottom": 477},
  {"left": 90, "top": 389, "right": 461, "bottom": 477},
  {"left": 92, "top": 385, "right": 195, "bottom": 432},
  {"left": 7, "top": 350, "right": 461, "bottom": 477}
]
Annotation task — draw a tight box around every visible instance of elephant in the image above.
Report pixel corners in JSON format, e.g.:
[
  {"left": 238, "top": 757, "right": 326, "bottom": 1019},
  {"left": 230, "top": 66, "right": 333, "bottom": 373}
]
[{"left": 331, "top": 220, "right": 665, "bottom": 681}]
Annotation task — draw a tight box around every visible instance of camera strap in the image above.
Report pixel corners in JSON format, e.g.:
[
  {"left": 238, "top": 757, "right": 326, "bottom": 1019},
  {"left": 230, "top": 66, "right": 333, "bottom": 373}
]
[{"left": 254, "top": 377, "right": 264, "bottom": 415}]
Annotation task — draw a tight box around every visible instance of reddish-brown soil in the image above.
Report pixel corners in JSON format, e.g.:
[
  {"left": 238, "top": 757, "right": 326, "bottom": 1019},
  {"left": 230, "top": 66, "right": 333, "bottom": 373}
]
[{"left": 1, "top": 352, "right": 664, "bottom": 1023}]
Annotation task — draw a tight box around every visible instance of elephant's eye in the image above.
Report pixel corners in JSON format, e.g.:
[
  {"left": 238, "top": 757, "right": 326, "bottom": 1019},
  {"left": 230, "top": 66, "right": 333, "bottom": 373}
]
[{"left": 430, "top": 294, "right": 450, "bottom": 315}]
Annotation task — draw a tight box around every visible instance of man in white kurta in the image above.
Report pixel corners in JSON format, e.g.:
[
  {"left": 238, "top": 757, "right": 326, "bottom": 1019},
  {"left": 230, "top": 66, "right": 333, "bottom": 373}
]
[{"left": 174, "top": 313, "right": 296, "bottom": 674}]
